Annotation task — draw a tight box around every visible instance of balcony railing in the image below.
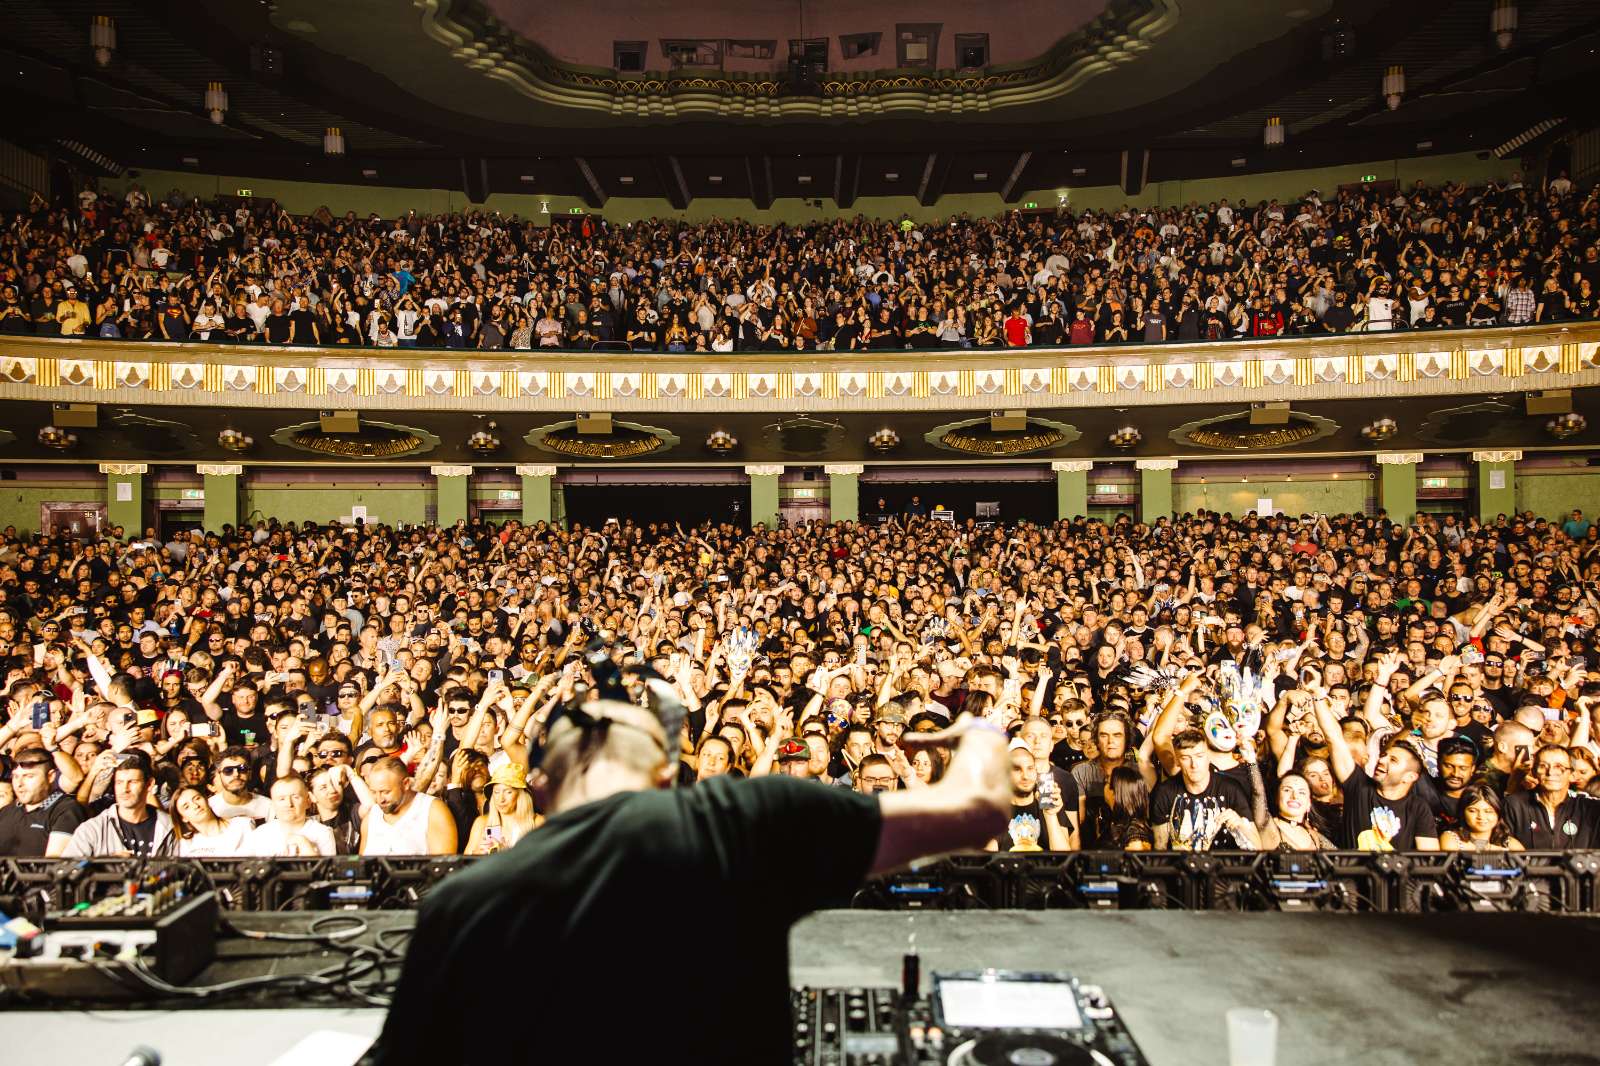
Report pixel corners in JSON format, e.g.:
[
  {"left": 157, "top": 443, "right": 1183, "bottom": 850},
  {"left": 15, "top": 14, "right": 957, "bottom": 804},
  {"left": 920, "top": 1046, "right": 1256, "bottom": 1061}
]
[{"left": 0, "top": 321, "right": 1595, "bottom": 415}]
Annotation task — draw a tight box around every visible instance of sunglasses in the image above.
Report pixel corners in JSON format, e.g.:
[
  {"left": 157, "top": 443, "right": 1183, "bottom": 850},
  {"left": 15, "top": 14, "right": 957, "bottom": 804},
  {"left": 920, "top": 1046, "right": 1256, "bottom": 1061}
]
[{"left": 218, "top": 765, "right": 250, "bottom": 777}]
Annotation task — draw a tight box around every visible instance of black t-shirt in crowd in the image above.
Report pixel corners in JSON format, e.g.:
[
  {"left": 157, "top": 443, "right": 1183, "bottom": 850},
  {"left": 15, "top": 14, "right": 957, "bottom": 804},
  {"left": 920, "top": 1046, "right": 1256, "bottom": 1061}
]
[
  {"left": 1149, "top": 773, "right": 1252, "bottom": 849},
  {"left": 1339, "top": 767, "right": 1438, "bottom": 850},
  {"left": 115, "top": 813, "right": 159, "bottom": 857},
  {"left": 996, "top": 793, "right": 1072, "bottom": 851},
  {"left": 372, "top": 775, "right": 881, "bottom": 1066},
  {"left": 0, "top": 791, "right": 86, "bottom": 855}
]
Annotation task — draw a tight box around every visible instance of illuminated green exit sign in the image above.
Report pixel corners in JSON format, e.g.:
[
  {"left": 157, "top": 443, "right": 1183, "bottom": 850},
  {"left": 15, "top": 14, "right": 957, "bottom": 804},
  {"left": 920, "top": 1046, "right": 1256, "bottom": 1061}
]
[
  {"left": 568, "top": 207, "right": 584, "bottom": 214},
  {"left": 1421, "top": 477, "right": 1447, "bottom": 489},
  {"left": 181, "top": 489, "right": 205, "bottom": 500},
  {"left": 1360, "top": 174, "right": 1377, "bottom": 182},
  {"left": 1023, "top": 201, "right": 1039, "bottom": 209},
  {"left": 236, "top": 189, "right": 253, "bottom": 197}
]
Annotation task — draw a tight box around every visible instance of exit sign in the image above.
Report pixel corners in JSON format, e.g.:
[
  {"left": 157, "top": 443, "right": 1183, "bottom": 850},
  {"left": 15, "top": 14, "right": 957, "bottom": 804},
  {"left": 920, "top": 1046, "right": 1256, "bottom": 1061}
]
[
  {"left": 181, "top": 489, "right": 205, "bottom": 500},
  {"left": 1023, "top": 201, "right": 1038, "bottom": 209},
  {"left": 236, "top": 188, "right": 253, "bottom": 197},
  {"left": 1421, "top": 477, "right": 1447, "bottom": 489},
  {"left": 496, "top": 489, "right": 520, "bottom": 501},
  {"left": 568, "top": 207, "right": 584, "bottom": 214},
  {"left": 1359, "top": 174, "right": 1377, "bottom": 182},
  {"left": 1094, "top": 484, "right": 1117, "bottom": 495}
]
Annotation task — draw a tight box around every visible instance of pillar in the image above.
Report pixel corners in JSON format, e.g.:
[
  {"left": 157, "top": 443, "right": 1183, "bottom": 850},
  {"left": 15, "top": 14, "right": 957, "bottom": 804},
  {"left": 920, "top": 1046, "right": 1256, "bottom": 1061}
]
[
  {"left": 1053, "top": 460, "right": 1092, "bottom": 520},
  {"left": 746, "top": 464, "right": 783, "bottom": 529},
  {"left": 1136, "top": 459, "right": 1176, "bottom": 525},
  {"left": 100, "top": 463, "right": 146, "bottom": 539},
  {"left": 432, "top": 465, "right": 471, "bottom": 527},
  {"left": 825, "top": 464, "right": 862, "bottom": 523},
  {"left": 1473, "top": 449, "right": 1519, "bottom": 522},
  {"left": 517, "top": 464, "right": 559, "bottom": 527},
  {"left": 197, "top": 464, "right": 241, "bottom": 533},
  {"left": 1376, "top": 452, "right": 1421, "bottom": 525}
]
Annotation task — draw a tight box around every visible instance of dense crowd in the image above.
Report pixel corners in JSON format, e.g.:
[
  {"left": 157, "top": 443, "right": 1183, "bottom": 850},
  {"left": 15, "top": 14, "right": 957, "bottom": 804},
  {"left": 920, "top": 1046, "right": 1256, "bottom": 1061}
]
[
  {"left": 0, "top": 170, "right": 1595, "bottom": 352},
  {"left": 0, "top": 503, "right": 1598, "bottom": 860}
]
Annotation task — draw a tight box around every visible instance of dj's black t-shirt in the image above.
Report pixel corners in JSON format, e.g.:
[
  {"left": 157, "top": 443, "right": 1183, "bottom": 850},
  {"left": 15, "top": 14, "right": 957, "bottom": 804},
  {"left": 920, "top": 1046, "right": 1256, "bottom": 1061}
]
[{"left": 372, "top": 775, "right": 881, "bottom": 1066}]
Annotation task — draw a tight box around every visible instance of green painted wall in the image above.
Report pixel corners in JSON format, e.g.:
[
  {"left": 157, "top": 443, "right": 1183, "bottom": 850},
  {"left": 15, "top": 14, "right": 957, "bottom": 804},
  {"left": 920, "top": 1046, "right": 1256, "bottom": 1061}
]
[
  {"left": 1517, "top": 466, "right": 1600, "bottom": 523},
  {"left": 0, "top": 483, "right": 105, "bottom": 535},
  {"left": 243, "top": 485, "right": 431, "bottom": 527},
  {"left": 749, "top": 472, "right": 780, "bottom": 529},
  {"left": 117, "top": 150, "right": 1511, "bottom": 224},
  {"left": 1475, "top": 460, "right": 1516, "bottom": 521},
  {"left": 1174, "top": 478, "right": 1371, "bottom": 517},
  {"left": 1379, "top": 461, "right": 1418, "bottom": 522},
  {"left": 435, "top": 474, "right": 468, "bottom": 527},
  {"left": 203, "top": 472, "right": 240, "bottom": 532},
  {"left": 105, "top": 471, "right": 144, "bottom": 538},
  {"left": 828, "top": 471, "right": 859, "bottom": 523},
  {"left": 1139, "top": 466, "right": 1173, "bottom": 525},
  {"left": 1055, "top": 467, "right": 1087, "bottom": 520},
  {"left": 519, "top": 473, "right": 553, "bottom": 525}
]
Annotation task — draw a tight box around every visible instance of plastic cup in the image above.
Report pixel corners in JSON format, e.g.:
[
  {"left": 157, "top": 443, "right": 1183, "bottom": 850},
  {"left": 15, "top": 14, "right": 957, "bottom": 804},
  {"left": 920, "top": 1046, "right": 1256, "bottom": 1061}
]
[{"left": 1226, "top": 1007, "right": 1278, "bottom": 1066}]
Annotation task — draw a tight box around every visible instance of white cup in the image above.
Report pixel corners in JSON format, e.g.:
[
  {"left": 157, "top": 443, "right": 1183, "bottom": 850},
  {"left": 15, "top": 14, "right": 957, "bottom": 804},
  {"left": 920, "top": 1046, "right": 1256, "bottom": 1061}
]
[{"left": 1226, "top": 1007, "right": 1279, "bottom": 1066}]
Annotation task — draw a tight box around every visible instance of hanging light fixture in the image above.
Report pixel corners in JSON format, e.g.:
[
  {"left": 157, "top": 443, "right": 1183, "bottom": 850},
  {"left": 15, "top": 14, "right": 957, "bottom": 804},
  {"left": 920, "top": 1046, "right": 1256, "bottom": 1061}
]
[
  {"left": 1382, "top": 65, "right": 1405, "bottom": 110},
  {"left": 1360, "top": 417, "right": 1398, "bottom": 442},
  {"left": 38, "top": 425, "right": 78, "bottom": 450},
  {"left": 217, "top": 427, "right": 254, "bottom": 452},
  {"left": 1547, "top": 412, "right": 1587, "bottom": 440},
  {"left": 704, "top": 429, "right": 738, "bottom": 455},
  {"left": 466, "top": 421, "right": 502, "bottom": 456},
  {"left": 204, "top": 81, "right": 228, "bottom": 125},
  {"left": 90, "top": 15, "right": 116, "bottom": 67},
  {"left": 868, "top": 427, "right": 901, "bottom": 453},
  {"left": 1491, "top": 0, "right": 1518, "bottom": 50},
  {"left": 1108, "top": 426, "right": 1143, "bottom": 449},
  {"left": 323, "top": 127, "right": 346, "bottom": 156},
  {"left": 1263, "top": 116, "right": 1285, "bottom": 149}
]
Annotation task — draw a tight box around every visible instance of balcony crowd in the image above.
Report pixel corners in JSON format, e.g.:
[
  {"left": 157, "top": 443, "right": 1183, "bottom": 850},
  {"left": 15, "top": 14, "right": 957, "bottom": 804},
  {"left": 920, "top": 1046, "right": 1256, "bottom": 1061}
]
[{"left": 0, "top": 170, "right": 1594, "bottom": 353}]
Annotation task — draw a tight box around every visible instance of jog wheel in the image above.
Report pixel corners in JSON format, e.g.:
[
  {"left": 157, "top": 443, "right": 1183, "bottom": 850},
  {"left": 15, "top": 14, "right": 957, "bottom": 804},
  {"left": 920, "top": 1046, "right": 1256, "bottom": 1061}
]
[{"left": 947, "top": 1033, "right": 1115, "bottom": 1066}]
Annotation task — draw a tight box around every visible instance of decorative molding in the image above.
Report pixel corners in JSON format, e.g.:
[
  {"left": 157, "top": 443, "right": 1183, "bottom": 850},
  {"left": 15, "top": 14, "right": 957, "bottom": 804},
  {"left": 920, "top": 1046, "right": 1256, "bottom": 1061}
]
[
  {"left": 98, "top": 463, "right": 147, "bottom": 475},
  {"left": 1375, "top": 452, "right": 1425, "bottom": 465},
  {"left": 744, "top": 464, "right": 785, "bottom": 477},
  {"left": 196, "top": 464, "right": 243, "bottom": 476},
  {"left": 1471, "top": 450, "right": 1523, "bottom": 463},
  {"left": 0, "top": 324, "right": 1594, "bottom": 418},
  {"left": 430, "top": 465, "right": 474, "bottom": 477},
  {"left": 1051, "top": 460, "right": 1095, "bottom": 472},
  {"left": 413, "top": 0, "right": 1179, "bottom": 120},
  {"left": 1135, "top": 458, "right": 1179, "bottom": 471},
  {"left": 515, "top": 464, "right": 559, "bottom": 477},
  {"left": 823, "top": 464, "right": 865, "bottom": 476}
]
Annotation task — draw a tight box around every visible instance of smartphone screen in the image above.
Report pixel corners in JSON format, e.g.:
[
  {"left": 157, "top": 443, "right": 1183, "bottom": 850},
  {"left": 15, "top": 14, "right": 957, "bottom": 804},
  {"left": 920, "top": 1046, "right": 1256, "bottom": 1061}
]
[{"left": 31, "top": 700, "right": 49, "bottom": 729}]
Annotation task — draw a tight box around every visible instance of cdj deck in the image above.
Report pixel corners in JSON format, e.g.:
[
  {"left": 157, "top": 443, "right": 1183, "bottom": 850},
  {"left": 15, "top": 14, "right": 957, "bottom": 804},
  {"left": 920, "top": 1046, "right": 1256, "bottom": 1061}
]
[{"left": 3, "top": 911, "right": 1599, "bottom": 1065}]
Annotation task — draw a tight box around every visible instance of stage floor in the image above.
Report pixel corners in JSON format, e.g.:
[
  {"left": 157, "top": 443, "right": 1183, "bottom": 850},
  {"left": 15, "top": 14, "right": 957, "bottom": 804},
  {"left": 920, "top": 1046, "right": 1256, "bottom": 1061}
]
[{"left": 3, "top": 911, "right": 1598, "bottom": 1065}]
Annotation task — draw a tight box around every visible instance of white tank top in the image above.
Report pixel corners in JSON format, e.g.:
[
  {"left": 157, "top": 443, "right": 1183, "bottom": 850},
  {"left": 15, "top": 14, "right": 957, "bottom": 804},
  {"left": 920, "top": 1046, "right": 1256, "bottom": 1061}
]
[{"left": 362, "top": 792, "right": 438, "bottom": 855}]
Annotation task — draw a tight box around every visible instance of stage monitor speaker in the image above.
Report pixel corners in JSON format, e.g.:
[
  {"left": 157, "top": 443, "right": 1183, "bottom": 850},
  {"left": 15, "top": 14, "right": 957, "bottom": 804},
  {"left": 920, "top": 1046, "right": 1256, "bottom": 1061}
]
[
  {"left": 990, "top": 410, "right": 1028, "bottom": 432},
  {"left": 1526, "top": 389, "right": 1572, "bottom": 416},
  {"left": 320, "top": 410, "right": 360, "bottom": 434},
  {"left": 576, "top": 413, "right": 613, "bottom": 435},
  {"left": 1250, "top": 401, "right": 1290, "bottom": 425},
  {"left": 51, "top": 403, "right": 97, "bottom": 428}
]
